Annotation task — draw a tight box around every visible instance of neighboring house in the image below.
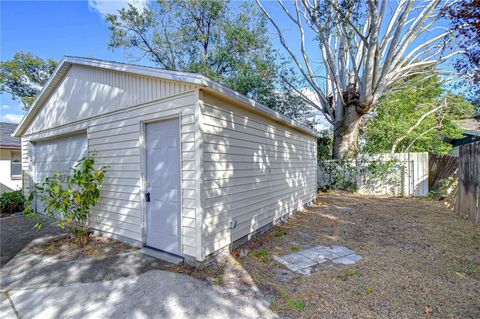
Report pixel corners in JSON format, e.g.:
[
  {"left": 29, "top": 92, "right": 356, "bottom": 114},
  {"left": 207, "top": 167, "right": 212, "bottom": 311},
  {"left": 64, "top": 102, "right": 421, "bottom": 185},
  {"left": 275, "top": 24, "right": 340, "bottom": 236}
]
[
  {"left": 449, "top": 117, "right": 480, "bottom": 156},
  {"left": 0, "top": 122, "right": 22, "bottom": 193},
  {"left": 13, "top": 57, "right": 318, "bottom": 265}
]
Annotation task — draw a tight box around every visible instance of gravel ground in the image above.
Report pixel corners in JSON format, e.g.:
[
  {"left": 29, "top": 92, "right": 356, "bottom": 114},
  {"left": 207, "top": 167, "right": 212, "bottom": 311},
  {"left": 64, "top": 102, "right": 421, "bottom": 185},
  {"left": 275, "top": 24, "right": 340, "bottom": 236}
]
[
  {"left": 0, "top": 215, "right": 64, "bottom": 267},
  {"left": 175, "top": 192, "right": 480, "bottom": 318}
]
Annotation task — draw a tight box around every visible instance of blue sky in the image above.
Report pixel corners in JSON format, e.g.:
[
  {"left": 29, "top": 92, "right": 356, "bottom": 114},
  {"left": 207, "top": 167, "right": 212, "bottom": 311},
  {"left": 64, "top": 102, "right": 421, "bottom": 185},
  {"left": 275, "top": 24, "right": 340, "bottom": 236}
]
[
  {"left": 1, "top": 0, "right": 295, "bottom": 124},
  {"left": 1, "top": 0, "right": 145, "bottom": 123},
  {"left": 0, "top": 0, "right": 456, "bottom": 126}
]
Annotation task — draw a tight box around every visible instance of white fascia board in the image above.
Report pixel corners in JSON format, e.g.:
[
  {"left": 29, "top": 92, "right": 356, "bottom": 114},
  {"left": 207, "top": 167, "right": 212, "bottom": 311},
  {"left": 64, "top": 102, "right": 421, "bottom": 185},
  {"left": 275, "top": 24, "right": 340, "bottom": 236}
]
[{"left": 14, "top": 56, "right": 320, "bottom": 138}]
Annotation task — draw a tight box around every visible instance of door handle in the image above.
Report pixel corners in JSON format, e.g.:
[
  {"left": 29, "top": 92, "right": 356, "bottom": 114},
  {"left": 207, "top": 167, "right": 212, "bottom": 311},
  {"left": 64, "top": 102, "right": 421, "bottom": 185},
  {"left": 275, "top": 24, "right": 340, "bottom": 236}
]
[{"left": 145, "top": 192, "right": 150, "bottom": 202}]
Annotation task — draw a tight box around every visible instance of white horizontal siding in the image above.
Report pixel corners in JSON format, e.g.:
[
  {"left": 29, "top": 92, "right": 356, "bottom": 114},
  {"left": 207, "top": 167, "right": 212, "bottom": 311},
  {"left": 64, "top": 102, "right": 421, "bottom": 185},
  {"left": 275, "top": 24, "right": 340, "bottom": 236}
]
[
  {"left": 26, "top": 64, "right": 198, "bottom": 134},
  {"left": 200, "top": 92, "right": 317, "bottom": 256},
  {"left": 21, "top": 84, "right": 199, "bottom": 254}
]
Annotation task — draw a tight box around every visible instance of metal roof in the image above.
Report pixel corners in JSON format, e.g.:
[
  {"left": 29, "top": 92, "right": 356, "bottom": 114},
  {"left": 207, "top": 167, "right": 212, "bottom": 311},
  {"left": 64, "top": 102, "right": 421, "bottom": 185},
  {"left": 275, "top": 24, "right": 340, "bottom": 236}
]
[{"left": 13, "top": 56, "right": 319, "bottom": 138}]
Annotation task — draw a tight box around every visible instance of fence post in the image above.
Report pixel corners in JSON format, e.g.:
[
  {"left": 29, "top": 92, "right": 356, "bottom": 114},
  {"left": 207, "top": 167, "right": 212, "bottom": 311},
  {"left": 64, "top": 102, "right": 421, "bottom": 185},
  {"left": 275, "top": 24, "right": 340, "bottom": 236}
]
[{"left": 456, "top": 142, "right": 480, "bottom": 224}]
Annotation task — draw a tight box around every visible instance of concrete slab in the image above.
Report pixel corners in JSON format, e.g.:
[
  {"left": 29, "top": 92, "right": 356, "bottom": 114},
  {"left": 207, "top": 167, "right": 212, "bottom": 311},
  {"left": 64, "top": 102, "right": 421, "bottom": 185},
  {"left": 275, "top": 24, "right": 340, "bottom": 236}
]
[
  {"left": 274, "top": 245, "right": 361, "bottom": 276},
  {"left": 0, "top": 293, "right": 17, "bottom": 319},
  {"left": 274, "top": 253, "right": 317, "bottom": 272},
  {"left": 0, "top": 249, "right": 173, "bottom": 290},
  {"left": 140, "top": 247, "right": 183, "bottom": 265},
  {"left": 8, "top": 270, "right": 276, "bottom": 319},
  {"left": 329, "top": 246, "right": 356, "bottom": 258},
  {"left": 298, "top": 247, "right": 332, "bottom": 263},
  {"left": 332, "top": 254, "right": 362, "bottom": 265}
]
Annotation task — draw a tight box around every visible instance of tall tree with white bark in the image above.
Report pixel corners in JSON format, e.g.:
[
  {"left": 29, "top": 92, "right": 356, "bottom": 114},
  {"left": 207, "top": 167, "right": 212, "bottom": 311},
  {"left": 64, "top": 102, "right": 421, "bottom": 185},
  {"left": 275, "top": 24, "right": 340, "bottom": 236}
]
[{"left": 256, "top": 0, "right": 461, "bottom": 158}]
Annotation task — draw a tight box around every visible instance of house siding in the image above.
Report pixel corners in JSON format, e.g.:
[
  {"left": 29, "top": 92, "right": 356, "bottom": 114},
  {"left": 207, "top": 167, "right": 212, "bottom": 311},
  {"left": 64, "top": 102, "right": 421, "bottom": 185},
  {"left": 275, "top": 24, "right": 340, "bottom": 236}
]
[
  {"left": 21, "top": 65, "right": 200, "bottom": 258},
  {"left": 25, "top": 64, "right": 197, "bottom": 135},
  {"left": 200, "top": 91, "right": 317, "bottom": 256}
]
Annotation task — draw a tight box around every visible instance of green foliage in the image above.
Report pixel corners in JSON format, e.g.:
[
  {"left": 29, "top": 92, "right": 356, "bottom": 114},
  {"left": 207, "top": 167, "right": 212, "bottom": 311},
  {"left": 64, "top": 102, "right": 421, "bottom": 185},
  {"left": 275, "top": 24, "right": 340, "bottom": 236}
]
[
  {"left": 105, "top": 0, "right": 316, "bottom": 127},
  {"left": 252, "top": 247, "right": 269, "bottom": 262},
  {"left": 363, "top": 72, "right": 475, "bottom": 154},
  {"left": 273, "top": 230, "right": 287, "bottom": 237},
  {"left": 344, "top": 268, "right": 363, "bottom": 278},
  {"left": 24, "top": 156, "right": 107, "bottom": 245},
  {"left": 290, "top": 245, "right": 300, "bottom": 252},
  {"left": 287, "top": 299, "right": 306, "bottom": 312},
  {"left": 0, "top": 52, "right": 57, "bottom": 110},
  {"left": 0, "top": 190, "right": 25, "bottom": 214},
  {"left": 429, "top": 176, "right": 458, "bottom": 200},
  {"left": 317, "top": 130, "right": 333, "bottom": 160},
  {"left": 319, "top": 156, "right": 402, "bottom": 193},
  {"left": 318, "top": 159, "right": 358, "bottom": 191}
]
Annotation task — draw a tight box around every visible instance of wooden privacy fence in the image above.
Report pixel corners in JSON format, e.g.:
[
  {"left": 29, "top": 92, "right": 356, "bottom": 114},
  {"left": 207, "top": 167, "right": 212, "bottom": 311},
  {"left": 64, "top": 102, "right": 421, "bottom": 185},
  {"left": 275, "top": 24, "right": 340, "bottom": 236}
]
[
  {"left": 318, "top": 152, "right": 429, "bottom": 197},
  {"left": 456, "top": 142, "right": 480, "bottom": 224},
  {"left": 428, "top": 154, "right": 458, "bottom": 189}
]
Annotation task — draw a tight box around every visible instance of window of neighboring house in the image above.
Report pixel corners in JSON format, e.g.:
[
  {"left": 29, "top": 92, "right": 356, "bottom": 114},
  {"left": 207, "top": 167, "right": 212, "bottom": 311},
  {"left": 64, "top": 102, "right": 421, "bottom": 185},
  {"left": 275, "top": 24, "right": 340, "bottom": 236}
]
[{"left": 11, "top": 151, "right": 22, "bottom": 179}]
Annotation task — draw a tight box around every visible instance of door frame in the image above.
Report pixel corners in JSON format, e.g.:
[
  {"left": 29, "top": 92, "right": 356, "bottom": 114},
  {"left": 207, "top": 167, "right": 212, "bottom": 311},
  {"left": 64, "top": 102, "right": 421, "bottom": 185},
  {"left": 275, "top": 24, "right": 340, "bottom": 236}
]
[{"left": 139, "top": 115, "right": 183, "bottom": 256}]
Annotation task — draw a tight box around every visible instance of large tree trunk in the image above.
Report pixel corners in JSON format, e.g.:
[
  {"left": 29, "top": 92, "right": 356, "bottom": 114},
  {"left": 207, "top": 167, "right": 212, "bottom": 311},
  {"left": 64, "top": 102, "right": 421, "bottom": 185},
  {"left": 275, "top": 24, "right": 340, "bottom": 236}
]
[
  {"left": 332, "top": 90, "right": 368, "bottom": 159},
  {"left": 332, "top": 113, "right": 361, "bottom": 159}
]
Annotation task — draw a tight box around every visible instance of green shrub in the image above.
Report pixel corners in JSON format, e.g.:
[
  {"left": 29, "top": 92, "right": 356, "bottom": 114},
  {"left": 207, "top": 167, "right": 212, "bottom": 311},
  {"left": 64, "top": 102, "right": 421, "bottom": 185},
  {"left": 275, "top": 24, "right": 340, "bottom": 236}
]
[
  {"left": 0, "top": 190, "right": 25, "bottom": 214},
  {"left": 24, "top": 155, "right": 107, "bottom": 245}
]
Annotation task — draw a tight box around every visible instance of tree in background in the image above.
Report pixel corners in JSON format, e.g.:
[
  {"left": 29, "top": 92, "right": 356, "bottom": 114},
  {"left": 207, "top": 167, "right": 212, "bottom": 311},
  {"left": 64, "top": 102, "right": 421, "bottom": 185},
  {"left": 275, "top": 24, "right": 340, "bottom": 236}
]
[
  {"left": 0, "top": 52, "right": 57, "bottom": 110},
  {"left": 443, "top": 0, "right": 480, "bottom": 98},
  {"left": 362, "top": 71, "right": 475, "bottom": 154},
  {"left": 257, "top": 0, "right": 463, "bottom": 158},
  {"left": 106, "top": 0, "right": 316, "bottom": 127}
]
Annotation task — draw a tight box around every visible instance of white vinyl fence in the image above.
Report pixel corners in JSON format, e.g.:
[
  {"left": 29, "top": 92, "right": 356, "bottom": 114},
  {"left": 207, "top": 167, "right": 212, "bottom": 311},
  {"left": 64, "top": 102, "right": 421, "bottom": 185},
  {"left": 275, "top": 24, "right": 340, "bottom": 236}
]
[{"left": 318, "top": 152, "right": 429, "bottom": 196}]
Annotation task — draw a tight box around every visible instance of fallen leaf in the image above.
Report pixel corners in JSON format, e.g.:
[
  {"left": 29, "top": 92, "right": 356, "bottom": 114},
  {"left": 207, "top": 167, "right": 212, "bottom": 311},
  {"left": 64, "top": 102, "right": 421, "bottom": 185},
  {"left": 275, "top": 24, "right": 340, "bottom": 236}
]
[{"left": 425, "top": 306, "right": 434, "bottom": 316}]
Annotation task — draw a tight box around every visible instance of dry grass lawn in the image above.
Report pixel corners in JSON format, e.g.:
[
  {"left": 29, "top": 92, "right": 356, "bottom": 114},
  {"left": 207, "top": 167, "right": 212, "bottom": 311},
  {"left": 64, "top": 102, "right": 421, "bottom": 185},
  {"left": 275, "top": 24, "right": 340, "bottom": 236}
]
[
  {"left": 175, "top": 192, "right": 480, "bottom": 318},
  {"left": 28, "top": 234, "right": 139, "bottom": 261}
]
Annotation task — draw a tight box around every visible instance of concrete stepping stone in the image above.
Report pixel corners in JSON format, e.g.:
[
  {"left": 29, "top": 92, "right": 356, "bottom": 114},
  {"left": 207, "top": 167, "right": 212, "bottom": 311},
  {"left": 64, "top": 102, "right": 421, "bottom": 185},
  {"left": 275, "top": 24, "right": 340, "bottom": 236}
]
[
  {"left": 329, "top": 245, "right": 356, "bottom": 258},
  {"left": 298, "top": 247, "right": 331, "bottom": 262},
  {"left": 274, "top": 253, "right": 317, "bottom": 272},
  {"left": 274, "top": 245, "right": 361, "bottom": 276},
  {"left": 332, "top": 253, "right": 362, "bottom": 265}
]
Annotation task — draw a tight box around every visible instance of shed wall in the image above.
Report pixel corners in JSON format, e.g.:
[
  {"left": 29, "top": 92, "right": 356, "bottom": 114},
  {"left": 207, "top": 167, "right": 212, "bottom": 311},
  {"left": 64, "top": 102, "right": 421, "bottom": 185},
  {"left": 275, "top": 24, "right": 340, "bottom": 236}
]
[
  {"left": 200, "top": 92, "right": 317, "bottom": 256},
  {"left": 26, "top": 64, "right": 198, "bottom": 134},
  {"left": 21, "top": 65, "right": 200, "bottom": 258}
]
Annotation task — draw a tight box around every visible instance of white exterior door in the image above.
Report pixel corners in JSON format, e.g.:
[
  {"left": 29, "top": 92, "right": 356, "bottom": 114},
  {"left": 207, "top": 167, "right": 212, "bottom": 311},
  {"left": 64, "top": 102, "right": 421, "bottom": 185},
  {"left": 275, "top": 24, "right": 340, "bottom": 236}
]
[{"left": 145, "top": 119, "right": 181, "bottom": 255}]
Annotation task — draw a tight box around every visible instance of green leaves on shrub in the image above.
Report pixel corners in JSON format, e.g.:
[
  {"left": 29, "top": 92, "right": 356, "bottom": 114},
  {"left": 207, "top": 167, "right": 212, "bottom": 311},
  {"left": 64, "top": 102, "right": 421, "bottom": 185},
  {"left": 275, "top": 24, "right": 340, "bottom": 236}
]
[
  {"left": 23, "top": 155, "right": 107, "bottom": 245},
  {"left": 0, "top": 190, "right": 25, "bottom": 214}
]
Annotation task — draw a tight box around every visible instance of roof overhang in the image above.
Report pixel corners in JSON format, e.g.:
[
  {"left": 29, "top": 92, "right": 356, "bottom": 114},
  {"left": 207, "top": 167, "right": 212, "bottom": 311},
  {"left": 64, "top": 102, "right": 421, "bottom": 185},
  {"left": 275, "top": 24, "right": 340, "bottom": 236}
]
[
  {"left": 13, "top": 56, "right": 319, "bottom": 138},
  {"left": 0, "top": 145, "right": 21, "bottom": 150}
]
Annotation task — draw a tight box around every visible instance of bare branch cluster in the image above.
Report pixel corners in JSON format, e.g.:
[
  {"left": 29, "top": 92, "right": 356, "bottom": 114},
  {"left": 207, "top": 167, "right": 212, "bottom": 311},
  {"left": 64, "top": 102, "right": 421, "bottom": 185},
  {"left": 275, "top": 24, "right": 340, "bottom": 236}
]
[{"left": 256, "top": 0, "right": 460, "bottom": 127}]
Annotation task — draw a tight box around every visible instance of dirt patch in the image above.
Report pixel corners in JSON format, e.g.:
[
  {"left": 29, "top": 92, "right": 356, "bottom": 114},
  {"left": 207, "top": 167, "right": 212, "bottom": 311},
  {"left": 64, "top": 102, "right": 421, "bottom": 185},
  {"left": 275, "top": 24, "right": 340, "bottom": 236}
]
[
  {"left": 174, "top": 192, "right": 480, "bottom": 318},
  {"left": 28, "top": 234, "right": 139, "bottom": 262}
]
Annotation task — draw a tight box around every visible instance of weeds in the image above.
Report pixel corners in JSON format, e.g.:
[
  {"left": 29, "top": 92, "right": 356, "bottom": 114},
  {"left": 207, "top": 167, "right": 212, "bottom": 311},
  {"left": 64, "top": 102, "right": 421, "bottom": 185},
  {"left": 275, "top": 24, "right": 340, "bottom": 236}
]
[
  {"left": 287, "top": 299, "right": 306, "bottom": 312},
  {"left": 273, "top": 230, "right": 287, "bottom": 237}
]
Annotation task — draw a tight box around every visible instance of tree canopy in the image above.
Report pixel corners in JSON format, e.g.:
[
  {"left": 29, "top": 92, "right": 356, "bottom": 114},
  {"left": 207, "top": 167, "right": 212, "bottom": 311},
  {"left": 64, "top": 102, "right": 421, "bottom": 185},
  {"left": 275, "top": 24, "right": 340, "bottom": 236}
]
[
  {"left": 0, "top": 52, "right": 57, "bottom": 110},
  {"left": 362, "top": 71, "right": 475, "bottom": 154},
  {"left": 256, "top": 0, "right": 463, "bottom": 158},
  {"left": 106, "top": 0, "right": 316, "bottom": 127},
  {"left": 443, "top": 0, "right": 480, "bottom": 98}
]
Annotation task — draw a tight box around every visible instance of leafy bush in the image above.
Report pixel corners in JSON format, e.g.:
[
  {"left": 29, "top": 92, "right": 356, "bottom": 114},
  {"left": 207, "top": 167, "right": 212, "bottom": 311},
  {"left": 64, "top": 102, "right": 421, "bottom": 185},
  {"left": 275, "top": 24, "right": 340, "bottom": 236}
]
[
  {"left": 318, "top": 156, "right": 402, "bottom": 193},
  {"left": 0, "top": 190, "right": 25, "bottom": 214},
  {"left": 24, "top": 156, "right": 107, "bottom": 245}
]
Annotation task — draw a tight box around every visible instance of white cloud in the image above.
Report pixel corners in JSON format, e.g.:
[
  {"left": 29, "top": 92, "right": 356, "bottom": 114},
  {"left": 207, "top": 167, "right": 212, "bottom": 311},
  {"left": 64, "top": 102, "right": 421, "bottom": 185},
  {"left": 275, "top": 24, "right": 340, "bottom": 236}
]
[
  {"left": 300, "top": 87, "right": 332, "bottom": 131},
  {"left": 1, "top": 113, "right": 24, "bottom": 124},
  {"left": 88, "top": 0, "right": 148, "bottom": 16},
  {"left": 1, "top": 104, "right": 11, "bottom": 111}
]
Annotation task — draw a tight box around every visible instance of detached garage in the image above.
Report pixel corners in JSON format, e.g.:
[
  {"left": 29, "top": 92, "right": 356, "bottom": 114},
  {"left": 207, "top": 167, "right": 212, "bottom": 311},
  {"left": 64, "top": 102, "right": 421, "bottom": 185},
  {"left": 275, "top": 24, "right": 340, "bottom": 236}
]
[{"left": 14, "top": 57, "right": 318, "bottom": 265}]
